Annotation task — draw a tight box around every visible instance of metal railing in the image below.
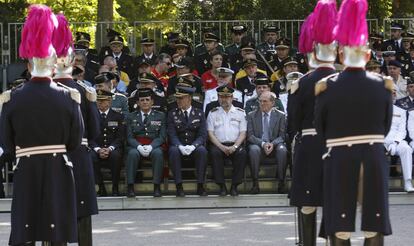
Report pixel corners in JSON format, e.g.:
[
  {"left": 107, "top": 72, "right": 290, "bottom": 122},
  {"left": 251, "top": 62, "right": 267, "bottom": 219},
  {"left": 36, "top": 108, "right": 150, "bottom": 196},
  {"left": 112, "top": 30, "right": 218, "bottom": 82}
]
[{"left": 383, "top": 18, "right": 414, "bottom": 39}]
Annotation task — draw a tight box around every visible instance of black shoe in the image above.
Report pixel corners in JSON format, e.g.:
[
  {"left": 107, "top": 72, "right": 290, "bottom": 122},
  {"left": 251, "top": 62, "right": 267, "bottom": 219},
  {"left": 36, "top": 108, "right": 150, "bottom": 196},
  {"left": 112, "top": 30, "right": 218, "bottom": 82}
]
[
  {"left": 277, "top": 181, "right": 285, "bottom": 194},
  {"left": 176, "top": 183, "right": 185, "bottom": 197},
  {"left": 197, "top": 183, "right": 207, "bottom": 196},
  {"left": 250, "top": 180, "right": 260, "bottom": 194},
  {"left": 112, "top": 184, "right": 119, "bottom": 196},
  {"left": 301, "top": 211, "right": 317, "bottom": 246},
  {"left": 329, "top": 236, "right": 351, "bottom": 246},
  {"left": 127, "top": 184, "right": 135, "bottom": 198},
  {"left": 153, "top": 184, "right": 162, "bottom": 197},
  {"left": 219, "top": 184, "right": 228, "bottom": 196},
  {"left": 363, "top": 233, "right": 384, "bottom": 246},
  {"left": 98, "top": 184, "right": 107, "bottom": 197},
  {"left": 230, "top": 184, "right": 239, "bottom": 196}
]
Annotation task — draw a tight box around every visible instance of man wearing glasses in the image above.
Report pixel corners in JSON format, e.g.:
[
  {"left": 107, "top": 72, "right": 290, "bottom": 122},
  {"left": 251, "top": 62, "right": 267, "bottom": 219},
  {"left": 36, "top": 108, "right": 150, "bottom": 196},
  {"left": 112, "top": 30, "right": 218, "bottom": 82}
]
[{"left": 152, "top": 53, "right": 173, "bottom": 90}]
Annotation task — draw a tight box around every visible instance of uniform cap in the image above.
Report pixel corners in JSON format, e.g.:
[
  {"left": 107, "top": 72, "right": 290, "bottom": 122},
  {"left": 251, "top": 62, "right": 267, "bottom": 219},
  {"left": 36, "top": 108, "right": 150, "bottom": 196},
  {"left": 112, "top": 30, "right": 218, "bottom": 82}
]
[
  {"left": 138, "top": 72, "right": 157, "bottom": 83},
  {"left": 137, "top": 88, "right": 154, "bottom": 98},
  {"left": 390, "top": 22, "right": 405, "bottom": 30},
  {"left": 107, "top": 28, "right": 121, "bottom": 38},
  {"left": 243, "top": 58, "right": 258, "bottom": 68},
  {"left": 388, "top": 60, "right": 401, "bottom": 68},
  {"left": 231, "top": 25, "right": 247, "bottom": 34},
  {"left": 216, "top": 67, "right": 234, "bottom": 75},
  {"left": 254, "top": 74, "right": 270, "bottom": 86},
  {"left": 175, "top": 83, "right": 196, "bottom": 97},
  {"left": 166, "top": 32, "right": 180, "bottom": 42},
  {"left": 282, "top": 57, "right": 298, "bottom": 67},
  {"left": 216, "top": 85, "right": 234, "bottom": 96},
  {"left": 365, "top": 60, "right": 381, "bottom": 69},
  {"left": 275, "top": 38, "right": 291, "bottom": 49},
  {"left": 109, "top": 35, "right": 124, "bottom": 44},
  {"left": 263, "top": 25, "right": 280, "bottom": 33},
  {"left": 76, "top": 32, "right": 91, "bottom": 43},
  {"left": 96, "top": 89, "right": 114, "bottom": 100},
  {"left": 140, "top": 38, "right": 155, "bottom": 44},
  {"left": 204, "top": 32, "right": 220, "bottom": 42}
]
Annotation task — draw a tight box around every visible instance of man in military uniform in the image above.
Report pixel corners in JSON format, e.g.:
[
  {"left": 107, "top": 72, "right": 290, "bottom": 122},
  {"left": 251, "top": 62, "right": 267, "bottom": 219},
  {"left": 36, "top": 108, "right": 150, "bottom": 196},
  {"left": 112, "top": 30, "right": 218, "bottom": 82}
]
[
  {"left": 125, "top": 88, "right": 166, "bottom": 197},
  {"left": 74, "top": 32, "right": 100, "bottom": 83},
  {"left": 235, "top": 58, "right": 264, "bottom": 104},
  {"left": 366, "top": 60, "right": 382, "bottom": 74},
  {"left": 269, "top": 38, "right": 292, "bottom": 75},
  {"left": 159, "top": 32, "right": 179, "bottom": 56},
  {"left": 167, "top": 84, "right": 208, "bottom": 197},
  {"left": 95, "top": 72, "right": 129, "bottom": 115},
  {"left": 387, "top": 60, "right": 407, "bottom": 99},
  {"left": 1, "top": 6, "right": 83, "bottom": 245},
  {"left": 53, "top": 14, "right": 100, "bottom": 246},
  {"left": 174, "top": 38, "right": 193, "bottom": 59},
  {"left": 128, "top": 72, "right": 167, "bottom": 112},
  {"left": 245, "top": 76, "right": 284, "bottom": 114},
  {"left": 166, "top": 57, "right": 199, "bottom": 97},
  {"left": 136, "top": 38, "right": 157, "bottom": 66},
  {"left": 195, "top": 33, "right": 228, "bottom": 75},
  {"left": 380, "top": 44, "right": 397, "bottom": 75},
  {"left": 90, "top": 90, "right": 125, "bottom": 197},
  {"left": 257, "top": 25, "right": 280, "bottom": 58},
  {"left": 396, "top": 72, "right": 414, "bottom": 111},
  {"left": 98, "top": 28, "right": 131, "bottom": 62},
  {"left": 194, "top": 27, "right": 226, "bottom": 57},
  {"left": 207, "top": 86, "right": 247, "bottom": 196},
  {"left": 107, "top": 34, "right": 134, "bottom": 79},
  {"left": 383, "top": 22, "right": 405, "bottom": 55},
  {"left": 167, "top": 77, "right": 204, "bottom": 111},
  {"left": 225, "top": 25, "right": 248, "bottom": 59},
  {"left": 399, "top": 32, "right": 414, "bottom": 63},
  {"left": 314, "top": 1, "right": 393, "bottom": 244}
]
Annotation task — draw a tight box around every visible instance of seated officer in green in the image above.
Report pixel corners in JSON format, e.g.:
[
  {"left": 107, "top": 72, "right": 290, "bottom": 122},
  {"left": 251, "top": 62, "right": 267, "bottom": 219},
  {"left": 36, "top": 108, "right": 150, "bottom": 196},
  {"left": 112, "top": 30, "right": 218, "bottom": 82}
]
[
  {"left": 125, "top": 88, "right": 166, "bottom": 197},
  {"left": 94, "top": 72, "right": 129, "bottom": 116},
  {"left": 245, "top": 75, "right": 285, "bottom": 114}
]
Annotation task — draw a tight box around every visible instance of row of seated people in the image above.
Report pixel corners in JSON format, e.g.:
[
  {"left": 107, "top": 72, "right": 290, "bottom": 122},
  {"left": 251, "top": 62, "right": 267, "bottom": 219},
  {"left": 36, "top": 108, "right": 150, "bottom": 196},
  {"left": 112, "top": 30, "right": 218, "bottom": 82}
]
[{"left": 91, "top": 72, "right": 288, "bottom": 198}]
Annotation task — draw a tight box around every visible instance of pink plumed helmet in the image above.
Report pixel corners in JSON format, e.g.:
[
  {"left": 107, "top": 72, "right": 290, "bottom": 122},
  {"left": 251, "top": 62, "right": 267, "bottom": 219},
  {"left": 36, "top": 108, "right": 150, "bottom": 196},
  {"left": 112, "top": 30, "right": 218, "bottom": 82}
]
[
  {"left": 334, "top": 0, "right": 369, "bottom": 67},
  {"left": 312, "top": 0, "right": 338, "bottom": 63},
  {"left": 299, "top": 13, "right": 317, "bottom": 69},
  {"left": 53, "top": 13, "right": 75, "bottom": 78},
  {"left": 19, "top": 4, "right": 58, "bottom": 77}
]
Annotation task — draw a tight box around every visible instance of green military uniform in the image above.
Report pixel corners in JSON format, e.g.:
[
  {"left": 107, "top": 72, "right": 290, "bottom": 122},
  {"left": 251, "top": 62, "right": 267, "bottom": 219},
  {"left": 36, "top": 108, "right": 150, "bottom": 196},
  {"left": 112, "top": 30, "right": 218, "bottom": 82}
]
[
  {"left": 125, "top": 109, "right": 166, "bottom": 188},
  {"left": 111, "top": 92, "right": 129, "bottom": 116},
  {"left": 244, "top": 97, "right": 284, "bottom": 114},
  {"left": 194, "top": 43, "right": 226, "bottom": 57},
  {"left": 225, "top": 43, "right": 240, "bottom": 57}
]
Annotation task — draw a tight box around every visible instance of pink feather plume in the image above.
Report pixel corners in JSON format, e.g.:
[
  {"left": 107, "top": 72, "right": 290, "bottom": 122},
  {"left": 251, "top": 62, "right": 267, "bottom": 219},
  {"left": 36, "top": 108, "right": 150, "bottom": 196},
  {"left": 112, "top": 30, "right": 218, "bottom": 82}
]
[
  {"left": 334, "top": 0, "right": 368, "bottom": 46},
  {"left": 19, "top": 4, "right": 57, "bottom": 59},
  {"left": 52, "top": 13, "right": 73, "bottom": 57},
  {"left": 299, "top": 13, "right": 315, "bottom": 54},
  {"left": 312, "top": 0, "right": 337, "bottom": 44}
]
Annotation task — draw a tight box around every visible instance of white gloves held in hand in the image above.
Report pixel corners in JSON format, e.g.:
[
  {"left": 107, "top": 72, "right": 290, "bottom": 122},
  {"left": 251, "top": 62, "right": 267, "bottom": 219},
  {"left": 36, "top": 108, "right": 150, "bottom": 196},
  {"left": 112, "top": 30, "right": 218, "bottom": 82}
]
[
  {"left": 137, "top": 145, "right": 153, "bottom": 157},
  {"left": 178, "top": 145, "right": 196, "bottom": 156}
]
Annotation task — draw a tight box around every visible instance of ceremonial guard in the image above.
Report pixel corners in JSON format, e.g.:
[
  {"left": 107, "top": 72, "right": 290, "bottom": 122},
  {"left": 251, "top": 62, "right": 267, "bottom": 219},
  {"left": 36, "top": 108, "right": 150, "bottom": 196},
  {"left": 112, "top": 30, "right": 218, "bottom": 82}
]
[
  {"left": 90, "top": 90, "right": 125, "bottom": 197},
  {"left": 125, "top": 89, "right": 166, "bottom": 197},
  {"left": 314, "top": 0, "right": 393, "bottom": 244},
  {"left": 1, "top": 5, "right": 83, "bottom": 245},
  {"left": 167, "top": 84, "right": 208, "bottom": 197},
  {"left": 207, "top": 86, "right": 247, "bottom": 196},
  {"left": 52, "top": 14, "right": 100, "bottom": 246},
  {"left": 289, "top": 2, "right": 338, "bottom": 245}
]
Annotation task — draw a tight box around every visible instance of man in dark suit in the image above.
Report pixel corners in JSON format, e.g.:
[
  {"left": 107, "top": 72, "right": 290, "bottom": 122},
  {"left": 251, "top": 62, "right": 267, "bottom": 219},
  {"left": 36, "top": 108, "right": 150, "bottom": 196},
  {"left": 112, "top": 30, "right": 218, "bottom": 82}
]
[
  {"left": 247, "top": 91, "right": 287, "bottom": 194},
  {"left": 90, "top": 90, "right": 125, "bottom": 197},
  {"left": 167, "top": 84, "right": 208, "bottom": 197}
]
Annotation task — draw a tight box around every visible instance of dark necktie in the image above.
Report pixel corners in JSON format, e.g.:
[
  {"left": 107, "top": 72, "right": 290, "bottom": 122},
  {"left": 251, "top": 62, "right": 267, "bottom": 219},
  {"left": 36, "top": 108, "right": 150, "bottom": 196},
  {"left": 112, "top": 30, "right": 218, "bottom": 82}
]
[
  {"left": 395, "top": 41, "right": 399, "bottom": 49},
  {"left": 262, "top": 113, "right": 270, "bottom": 142},
  {"left": 143, "top": 113, "right": 148, "bottom": 124},
  {"left": 115, "top": 56, "right": 119, "bottom": 63},
  {"left": 101, "top": 113, "right": 106, "bottom": 120},
  {"left": 184, "top": 110, "right": 189, "bottom": 123}
]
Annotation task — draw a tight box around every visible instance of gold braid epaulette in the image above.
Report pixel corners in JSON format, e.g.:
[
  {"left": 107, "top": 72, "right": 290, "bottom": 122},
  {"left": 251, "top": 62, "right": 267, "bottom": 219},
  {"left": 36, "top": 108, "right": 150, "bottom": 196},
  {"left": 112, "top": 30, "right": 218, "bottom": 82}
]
[{"left": 314, "top": 73, "right": 338, "bottom": 96}]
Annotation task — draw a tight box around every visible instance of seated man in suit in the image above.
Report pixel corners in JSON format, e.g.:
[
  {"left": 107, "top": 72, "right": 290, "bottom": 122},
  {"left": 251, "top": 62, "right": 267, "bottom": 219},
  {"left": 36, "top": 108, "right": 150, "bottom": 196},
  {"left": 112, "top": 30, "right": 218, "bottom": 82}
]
[
  {"left": 90, "top": 90, "right": 125, "bottom": 196},
  {"left": 125, "top": 88, "right": 166, "bottom": 197},
  {"left": 246, "top": 91, "right": 287, "bottom": 194}
]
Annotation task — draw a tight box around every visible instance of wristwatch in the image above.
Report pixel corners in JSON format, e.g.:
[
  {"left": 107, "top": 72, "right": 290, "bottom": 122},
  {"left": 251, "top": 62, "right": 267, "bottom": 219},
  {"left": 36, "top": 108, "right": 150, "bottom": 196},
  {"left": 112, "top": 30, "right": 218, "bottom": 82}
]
[{"left": 233, "top": 145, "right": 239, "bottom": 149}]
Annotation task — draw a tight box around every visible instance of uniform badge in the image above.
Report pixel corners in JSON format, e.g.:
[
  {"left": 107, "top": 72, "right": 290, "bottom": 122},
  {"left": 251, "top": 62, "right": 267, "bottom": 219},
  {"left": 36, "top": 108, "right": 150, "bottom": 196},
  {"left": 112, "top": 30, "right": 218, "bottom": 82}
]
[
  {"left": 204, "top": 59, "right": 208, "bottom": 64},
  {"left": 300, "top": 58, "right": 304, "bottom": 63},
  {"left": 191, "top": 119, "right": 200, "bottom": 123},
  {"left": 406, "top": 64, "right": 409, "bottom": 69},
  {"left": 150, "top": 120, "right": 161, "bottom": 126},
  {"left": 108, "top": 121, "right": 118, "bottom": 127}
]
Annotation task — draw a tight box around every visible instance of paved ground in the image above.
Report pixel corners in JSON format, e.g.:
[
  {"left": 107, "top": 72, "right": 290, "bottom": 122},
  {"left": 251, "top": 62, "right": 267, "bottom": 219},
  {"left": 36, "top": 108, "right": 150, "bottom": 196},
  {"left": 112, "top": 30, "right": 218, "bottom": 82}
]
[{"left": 0, "top": 205, "right": 412, "bottom": 245}]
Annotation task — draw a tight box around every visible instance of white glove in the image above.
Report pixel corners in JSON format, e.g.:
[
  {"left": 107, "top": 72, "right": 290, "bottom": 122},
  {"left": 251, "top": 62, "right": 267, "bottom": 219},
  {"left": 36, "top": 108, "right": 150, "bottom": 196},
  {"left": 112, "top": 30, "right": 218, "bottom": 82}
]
[
  {"left": 387, "top": 143, "right": 397, "bottom": 156},
  {"left": 137, "top": 145, "right": 146, "bottom": 156},
  {"left": 178, "top": 145, "right": 187, "bottom": 155},
  {"left": 0, "top": 147, "right": 3, "bottom": 157},
  {"left": 186, "top": 145, "right": 196, "bottom": 155},
  {"left": 142, "top": 145, "right": 153, "bottom": 156}
]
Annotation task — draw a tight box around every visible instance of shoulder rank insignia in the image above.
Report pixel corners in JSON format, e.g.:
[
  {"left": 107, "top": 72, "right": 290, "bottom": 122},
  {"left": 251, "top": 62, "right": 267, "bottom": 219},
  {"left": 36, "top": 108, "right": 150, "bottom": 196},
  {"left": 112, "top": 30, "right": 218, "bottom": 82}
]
[
  {"left": 211, "top": 107, "right": 219, "bottom": 112},
  {"left": 115, "top": 92, "right": 127, "bottom": 98},
  {"left": 77, "top": 80, "right": 97, "bottom": 102},
  {"left": 57, "top": 82, "right": 81, "bottom": 104},
  {"left": 315, "top": 73, "right": 338, "bottom": 96},
  {"left": 236, "top": 107, "right": 245, "bottom": 112},
  {"left": 383, "top": 76, "right": 394, "bottom": 92},
  {"left": 0, "top": 90, "right": 11, "bottom": 105}
]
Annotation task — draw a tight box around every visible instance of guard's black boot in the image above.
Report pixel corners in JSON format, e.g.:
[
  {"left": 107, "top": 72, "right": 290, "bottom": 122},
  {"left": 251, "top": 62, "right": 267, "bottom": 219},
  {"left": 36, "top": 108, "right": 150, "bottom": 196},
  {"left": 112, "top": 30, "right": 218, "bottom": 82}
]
[
  {"left": 230, "top": 184, "right": 239, "bottom": 196},
  {"left": 112, "top": 184, "right": 119, "bottom": 196},
  {"left": 153, "top": 184, "right": 162, "bottom": 197},
  {"left": 219, "top": 184, "right": 228, "bottom": 196},
  {"left": 301, "top": 211, "right": 316, "bottom": 246},
  {"left": 197, "top": 183, "right": 207, "bottom": 196},
  {"left": 176, "top": 183, "right": 185, "bottom": 197},
  {"left": 98, "top": 183, "right": 107, "bottom": 197},
  {"left": 329, "top": 235, "right": 351, "bottom": 246},
  {"left": 297, "top": 208, "right": 304, "bottom": 246},
  {"left": 77, "top": 216, "right": 93, "bottom": 246},
  {"left": 363, "top": 233, "right": 384, "bottom": 246},
  {"left": 127, "top": 184, "right": 135, "bottom": 198}
]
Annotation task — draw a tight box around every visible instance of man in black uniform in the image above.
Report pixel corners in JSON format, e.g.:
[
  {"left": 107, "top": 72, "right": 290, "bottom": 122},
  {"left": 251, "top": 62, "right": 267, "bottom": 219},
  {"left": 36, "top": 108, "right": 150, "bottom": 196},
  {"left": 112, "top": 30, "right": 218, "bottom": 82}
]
[
  {"left": 74, "top": 32, "right": 100, "bottom": 83},
  {"left": 53, "top": 14, "right": 100, "bottom": 246},
  {"left": 257, "top": 25, "right": 280, "bottom": 58},
  {"left": 136, "top": 38, "right": 157, "bottom": 66},
  {"left": 159, "top": 32, "right": 179, "bottom": 56},
  {"left": 1, "top": 6, "right": 83, "bottom": 246},
  {"left": 315, "top": 1, "right": 393, "bottom": 244},
  {"left": 106, "top": 34, "right": 134, "bottom": 79},
  {"left": 395, "top": 72, "right": 414, "bottom": 111},
  {"left": 195, "top": 33, "right": 228, "bottom": 75},
  {"left": 383, "top": 22, "right": 405, "bottom": 56},
  {"left": 225, "top": 25, "right": 248, "bottom": 59},
  {"left": 90, "top": 90, "right": 124, "bottom": 197},
  {"left": 289, "top": 1, "right": 338, "bottom": 244},
  {"left": 167, "top": 84, "right": 208, "bottom": 197}
]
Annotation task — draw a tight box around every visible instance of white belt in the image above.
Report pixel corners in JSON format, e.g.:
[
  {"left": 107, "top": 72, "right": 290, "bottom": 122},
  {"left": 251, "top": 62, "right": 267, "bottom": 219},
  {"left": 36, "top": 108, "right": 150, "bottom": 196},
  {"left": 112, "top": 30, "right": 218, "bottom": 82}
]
[
  {"left": 301, "top": 128, "right": 317, "bottom": 136},
  {"left": 14, "top": 145, "right": 72, "bottom": 170},
  {"left": 81, "top": 138, "right": 88, "bottom": 146},
  {"left": 326, "top": 134, "right": 384, "bottom": 148}
]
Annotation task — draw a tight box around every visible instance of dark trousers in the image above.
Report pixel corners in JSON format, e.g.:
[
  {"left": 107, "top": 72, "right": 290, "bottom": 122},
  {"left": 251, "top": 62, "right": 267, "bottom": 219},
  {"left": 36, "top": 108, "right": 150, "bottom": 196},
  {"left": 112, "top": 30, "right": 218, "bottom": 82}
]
[
  {"left": 210, "top": 144, "right": 246, "bottom": 185},
  {"left": 248, "top": 143, "right": 287, "bottom": 180},
  {"left": 91, "top": 149, "right": 122, "bottom": 186},
  {"left": 168, "top": 145, "right": 208, "bottom": 184}
]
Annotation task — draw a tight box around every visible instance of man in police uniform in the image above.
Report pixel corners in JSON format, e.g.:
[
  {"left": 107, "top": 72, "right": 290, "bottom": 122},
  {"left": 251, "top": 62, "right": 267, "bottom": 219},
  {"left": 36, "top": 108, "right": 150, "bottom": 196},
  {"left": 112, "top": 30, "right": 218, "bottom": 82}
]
[
  {"left": 1, "top": 5, "right": 83, "bottom": 245},
  {"left": 128, "top": 72, "right": 167, "bottom": 113},
  {"left": 396, "top": 71, "right": 414, "bottom": 111},
  {"left": 207, "top": 86, "right": 247, "bottom": 196},
  {"left": 387, "top": 60, "right": 407, "bottom": 99},
  {"left": 74, "top": 32, "right": 100, "bottom": 83},
  {"left": 98, "top": 28, "right": 131, "bottom": 62},
  {"left": 167, "top": 77, "right": 204, "bottom": 112},
  {"left": 245, "top": 76, "right": 284, "bottom": 114},
  {"left": 167, "top": 84, "right": 208, "bottom": 197},
  {"left": 383, "top": 22, "right": 405, "bottom": 55},
  {"left": 166, "top": 57, "right": 200, "bottom": 98},
  {"left": 257, "top": 25, "right": 280, "bottom": 57},
  {"left": 53, "top": 14, "right": 100, "bottom": 246},
  {"left": 204, "top": 67, "right": 243, "bottom": 112},
  {"left": 90, "top": 90, "right": 125, "bottom": 197},
  {"left": 235, "top": 58, "right": 263, "bottom": 104},
  {"left": 108, "top": 34, "right": 134, "bottom": 79},
  {"left": 194, "top": 27, "right": 226, "bottom": 57},
  {"left": 136, "top": 38, "right": 157, "bottom": 66},
  {"left": 314, "top": 1, "right": 393, "bottom": 244},
  {"left": 225, "top": 25, "right": 248, "bottom": 58},
  {"left": 95, "top": 72, "right": 129, "bottom": 115},
  {"left": 195, "top": 32, "right": 228, "bottom": 75},
  {"left": 269, "top": 38, "right": 292, "bottom": 75},
  {"left": 125, "top": 88, "right": 166, "bottom": 197}
]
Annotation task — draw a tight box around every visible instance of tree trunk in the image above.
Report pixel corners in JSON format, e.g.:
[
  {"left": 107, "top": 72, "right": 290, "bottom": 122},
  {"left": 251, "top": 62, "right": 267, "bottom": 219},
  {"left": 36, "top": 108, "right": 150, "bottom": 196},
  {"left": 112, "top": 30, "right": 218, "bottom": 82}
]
[{"left": 96, "top": 0, "right": 113, "bottom": 50}]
